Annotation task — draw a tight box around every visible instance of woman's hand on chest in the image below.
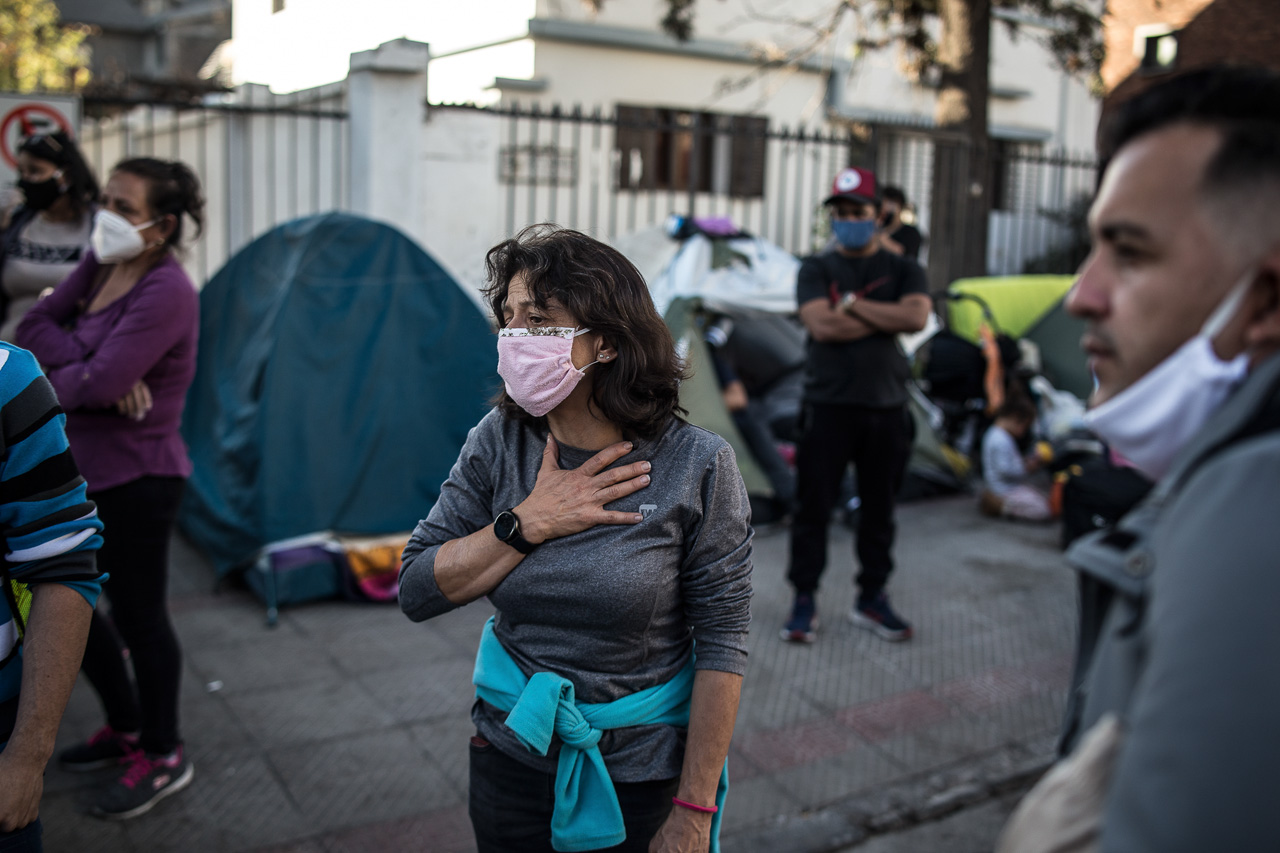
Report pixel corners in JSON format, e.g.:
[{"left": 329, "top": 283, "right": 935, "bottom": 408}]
[{"left": 515, "top": 434, "right": 652, "bottom": 544}]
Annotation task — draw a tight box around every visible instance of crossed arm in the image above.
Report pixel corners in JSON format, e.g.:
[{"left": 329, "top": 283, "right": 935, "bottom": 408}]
[{"left": 798, "top": 293, "right": 932, "bottom": 342}]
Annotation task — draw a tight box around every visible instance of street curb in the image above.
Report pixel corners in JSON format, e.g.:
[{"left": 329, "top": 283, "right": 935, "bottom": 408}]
[{"left": 722, "top": 742, "right": 1053, "bottom": 852}]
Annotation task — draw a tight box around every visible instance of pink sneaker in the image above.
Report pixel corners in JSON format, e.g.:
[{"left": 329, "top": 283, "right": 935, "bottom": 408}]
[
  {"left": 58, "top": 725, "right": 140, "bottom": 772},
  {"left": 93, "top": 745, "right": 194, "bottom": 820}
]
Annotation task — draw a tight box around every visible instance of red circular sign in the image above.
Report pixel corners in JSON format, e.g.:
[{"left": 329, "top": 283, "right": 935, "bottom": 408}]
[{"left": 0, "top": 103, "right": 76, "bottom": 169}]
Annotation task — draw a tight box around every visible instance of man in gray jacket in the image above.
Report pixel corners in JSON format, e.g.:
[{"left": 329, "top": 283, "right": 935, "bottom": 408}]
[{"left": 1000, "top": 66, "right": 1280, "bottom": 851}]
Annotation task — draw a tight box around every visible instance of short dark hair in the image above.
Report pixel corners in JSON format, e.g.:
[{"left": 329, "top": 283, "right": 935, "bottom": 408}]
[
  {"left": 995, "top": 395, "right": 1037, "bottom": 424},
  {"left": 881, "top": 185, "right": 907, "bottom": 207},
  {"left": 18, "top": 131, "right": 99, "bottom": 218},
  {"left": 112, "top": 158, "right": 206, "bottom": 250},
  {"left": 1100, "top": 66, "right": 1280, "bottom": 239},
  {"left": 483, "top": 225, "right": 687, "bottom": 439}
]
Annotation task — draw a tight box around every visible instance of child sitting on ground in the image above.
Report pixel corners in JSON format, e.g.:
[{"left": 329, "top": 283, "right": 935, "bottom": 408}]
[{"left": 979, "top": 397, "right": 1054, "bottom": 521}]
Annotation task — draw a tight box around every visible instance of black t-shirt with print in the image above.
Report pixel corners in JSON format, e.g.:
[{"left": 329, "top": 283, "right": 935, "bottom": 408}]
[{"left": 795, "top": 249, "right": 929, "bottom": 407}]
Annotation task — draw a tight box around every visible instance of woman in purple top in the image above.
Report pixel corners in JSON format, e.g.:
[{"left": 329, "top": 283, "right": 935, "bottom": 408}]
[{"left": 15, "top": 157, "right": 204, "bottom": 821}]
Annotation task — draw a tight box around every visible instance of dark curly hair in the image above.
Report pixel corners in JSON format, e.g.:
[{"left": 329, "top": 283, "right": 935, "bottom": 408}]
[{"left": 483, "top": 225, "right": 686, "bottom": 440}]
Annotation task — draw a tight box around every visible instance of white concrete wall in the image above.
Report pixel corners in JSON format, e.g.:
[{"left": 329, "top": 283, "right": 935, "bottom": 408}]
[
  {"left": 537, "top": 0, "right": 854, "bottom": 52},
  {"left": 97, "top": 14, "right": 1099, "bottom": 300},
  {"left": 531, "top": 0, "right": 1098, "bottom": 151},
  {"left": 81, "top": 83, "right": 349, "bottom": 286},
  {"left": 519, "top": 41, "right": 830, "bottom": 127},
  {"left": 420, "top": 107, "right": 508, "bottom": 298},
  {"left": 988, "top": 25, "right": 1098, "bottom": 152},
  {"left": 229, "top": 0, "right": 1098, "bottom": 153}
]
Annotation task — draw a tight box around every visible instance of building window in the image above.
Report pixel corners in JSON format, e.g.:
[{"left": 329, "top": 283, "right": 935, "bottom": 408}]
[
  {"left": 272, "top": 0, "right": 285, "bottom": 13},
  {"left": 614, "top": 105, "right": 767, "bottom": 198},
  {"left": 1134, "top": 24, "right": 1178, "bottom": 75}
]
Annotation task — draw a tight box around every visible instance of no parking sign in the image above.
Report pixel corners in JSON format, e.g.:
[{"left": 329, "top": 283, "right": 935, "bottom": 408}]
[{"left": 0, "top": 93, "right": 81, "bottom": 188}]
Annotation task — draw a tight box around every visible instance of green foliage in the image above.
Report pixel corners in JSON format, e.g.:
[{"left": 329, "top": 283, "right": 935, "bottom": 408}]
[{"left": 0, "top": 0, "right": 92, "bottom": 93}]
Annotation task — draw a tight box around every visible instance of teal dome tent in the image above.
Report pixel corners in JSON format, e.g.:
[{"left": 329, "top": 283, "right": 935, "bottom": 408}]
[{"left": 180, "top": 213, "right": 497, "bottom": 596}]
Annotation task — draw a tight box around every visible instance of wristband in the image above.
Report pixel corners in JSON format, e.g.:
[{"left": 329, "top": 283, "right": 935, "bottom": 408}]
[{"left": 671, "top": 796, "right": 718, "bottom": 814}]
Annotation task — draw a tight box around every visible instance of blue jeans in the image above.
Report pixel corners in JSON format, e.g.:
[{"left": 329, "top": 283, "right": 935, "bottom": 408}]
[
  {"left": 469, "top": 736, "right": 679, "bottom": 853},
  {"left": 0, "top": 818, "right": 41, "bottom": 853}
]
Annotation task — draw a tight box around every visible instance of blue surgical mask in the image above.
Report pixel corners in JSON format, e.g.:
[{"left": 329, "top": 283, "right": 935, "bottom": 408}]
[{"left": 832, "top": 218, "right": 876, "bottom": 250}]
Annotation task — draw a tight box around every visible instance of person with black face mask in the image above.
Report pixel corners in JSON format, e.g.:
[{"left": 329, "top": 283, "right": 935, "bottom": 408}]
[{"left": 0, "top": 132, "right": 100, "bottom": 341}]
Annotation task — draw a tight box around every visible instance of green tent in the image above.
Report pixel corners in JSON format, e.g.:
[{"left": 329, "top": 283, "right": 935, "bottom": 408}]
[
  {"left": 946, "top": 275, "right": 1091, "bottom": 400},
  {"left": 664, "top": 297, "right": 772, "bottom": 496}
]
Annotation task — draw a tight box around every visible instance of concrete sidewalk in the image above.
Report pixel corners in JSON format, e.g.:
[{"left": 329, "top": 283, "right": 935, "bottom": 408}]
[{"left": 38, "top": 494, "right": 1074, "bottom": 853}]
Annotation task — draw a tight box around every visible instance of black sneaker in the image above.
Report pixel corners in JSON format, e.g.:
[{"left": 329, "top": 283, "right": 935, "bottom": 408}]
[
  {"left": 59, "top": 726, "right": 140, "bottom": 772},
  {"left": 93, "top": 745, "right": 194, "bottom": 820},
  {"left": 851, "top": 592, "right": 913, "bottom": 641},
  {"left": 780, "top": 593, "right": 818, "bottom": 643}
]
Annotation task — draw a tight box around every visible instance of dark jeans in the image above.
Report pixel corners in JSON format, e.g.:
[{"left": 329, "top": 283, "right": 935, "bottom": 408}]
[
  {"left": 81, "top": 476, "right": 186, "bottom": 756},
  {"left": 469, "top": 737, "right": 679, "bottom": 853},
  {"left": 0, "top": 819, "right": 41, "bottom": 853},
  {"left": 788, "top": 402, "right": 912, "bottom": 597}
]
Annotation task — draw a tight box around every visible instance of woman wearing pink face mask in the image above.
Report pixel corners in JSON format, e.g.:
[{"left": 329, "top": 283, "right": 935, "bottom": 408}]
[{"left": 399, "top": 225, "right": 753, "bottom": 853}]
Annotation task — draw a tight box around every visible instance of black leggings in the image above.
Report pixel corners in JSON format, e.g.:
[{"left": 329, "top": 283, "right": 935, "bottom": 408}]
[
  {"left": 469, "top": 738, "right": 679, "bottom": 853},
  {"left": 80, "top": 476, "right": 186, "bottom": 755}
]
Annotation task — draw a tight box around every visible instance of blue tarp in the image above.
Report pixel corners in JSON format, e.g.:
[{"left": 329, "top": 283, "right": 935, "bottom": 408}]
[{"left": 179, "top": 213, "right": 498, "bottom": 575}]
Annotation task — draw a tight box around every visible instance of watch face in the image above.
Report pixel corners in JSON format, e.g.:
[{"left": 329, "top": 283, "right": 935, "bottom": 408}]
[{"left": 494, "top": 511, "right": 518, "bottom": 541}]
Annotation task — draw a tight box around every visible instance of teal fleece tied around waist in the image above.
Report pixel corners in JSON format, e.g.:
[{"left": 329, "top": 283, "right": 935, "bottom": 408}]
[{"left": 473, "top": 616, "right": 728, "bottom": 852}]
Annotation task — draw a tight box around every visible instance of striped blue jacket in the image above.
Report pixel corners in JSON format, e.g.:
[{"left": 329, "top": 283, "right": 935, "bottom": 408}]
[{"left": 0, "top": 343, "right": 104, "bottom": 746}]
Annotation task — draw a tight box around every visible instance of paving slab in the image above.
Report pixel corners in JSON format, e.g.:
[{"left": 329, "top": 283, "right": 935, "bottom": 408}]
[{"left": 34, "top": 494, "right": 1073, "bottom": 852}]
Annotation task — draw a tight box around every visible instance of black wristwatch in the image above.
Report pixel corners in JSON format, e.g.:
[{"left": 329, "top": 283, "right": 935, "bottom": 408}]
[{"left": 493, "top": 509, "right": 538, "bottom": 554}]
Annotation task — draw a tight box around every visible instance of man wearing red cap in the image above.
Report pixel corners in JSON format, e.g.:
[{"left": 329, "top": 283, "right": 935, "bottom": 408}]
[{"left": 781, "top": 167, "right": 932, "bottom": 644}]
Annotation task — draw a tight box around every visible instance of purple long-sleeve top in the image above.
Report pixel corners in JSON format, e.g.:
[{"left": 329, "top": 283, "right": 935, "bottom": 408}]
[{"left": 15, "top": 253, "right": 198, "bottom": 492}]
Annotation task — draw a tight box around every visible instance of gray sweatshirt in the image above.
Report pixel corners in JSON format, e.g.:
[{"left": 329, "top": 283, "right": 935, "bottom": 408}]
[{"left": 399, "top": 409, "right": 754, "bottom": 781}]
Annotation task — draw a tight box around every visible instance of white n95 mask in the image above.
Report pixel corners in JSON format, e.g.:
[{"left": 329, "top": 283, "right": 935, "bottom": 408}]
[{"left": 91, "top": 209, "right": 158, "bottom": 264}]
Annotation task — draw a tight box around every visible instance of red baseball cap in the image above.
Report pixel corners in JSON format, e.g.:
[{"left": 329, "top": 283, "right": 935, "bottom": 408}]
[{"left": 823, "top": 167, "right": 878, "bottom": 205}]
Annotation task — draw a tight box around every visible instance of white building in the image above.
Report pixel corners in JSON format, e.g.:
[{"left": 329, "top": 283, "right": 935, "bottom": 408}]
[
  {"left": 91, "top": 0, "right": 1097, "bottom": 291},
  {"left": 229, "top": 0, "right": 1097, "bottom": 149}
]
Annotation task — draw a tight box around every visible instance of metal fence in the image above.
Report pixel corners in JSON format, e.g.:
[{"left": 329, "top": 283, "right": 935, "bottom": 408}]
[
  {"left": 74, "top": 94, "right": 1095, "bottom": 290},
  {"left": 465, "top": 102, "right": 868, "bottom": 259},
  {"left": 468, "top": 101, "right": 1097, "bottom": 289},
  {"left": 82, "top": 95, "right": 350, "bottom": 284}
]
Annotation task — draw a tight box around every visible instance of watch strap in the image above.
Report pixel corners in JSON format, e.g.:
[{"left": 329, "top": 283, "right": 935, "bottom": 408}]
[{"left": 495, "top": 509, "right": 538, "bottom": 555}]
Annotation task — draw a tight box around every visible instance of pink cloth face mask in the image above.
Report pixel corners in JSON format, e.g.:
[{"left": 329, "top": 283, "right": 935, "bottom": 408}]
[{"left": 497, "top": 326, "right": 598, "bottom": 417}]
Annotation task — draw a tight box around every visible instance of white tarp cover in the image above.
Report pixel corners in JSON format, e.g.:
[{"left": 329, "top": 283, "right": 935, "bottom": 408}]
[{"left": 642, "top": 233, "right": 801, "bottom": 317}]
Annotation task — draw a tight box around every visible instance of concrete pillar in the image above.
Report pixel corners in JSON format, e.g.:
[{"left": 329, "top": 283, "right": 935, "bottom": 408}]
[{"left": 347, "top": 38, "right": 430, "bottom": 233}]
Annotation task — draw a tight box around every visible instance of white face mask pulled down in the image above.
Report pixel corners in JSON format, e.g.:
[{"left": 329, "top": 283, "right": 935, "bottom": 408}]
[
  {"left": 1084, "top": 270, "right": 1254, "bottom": 482},
  {"left": 91, "top": 209, "right": 158, "bottom": 264}
]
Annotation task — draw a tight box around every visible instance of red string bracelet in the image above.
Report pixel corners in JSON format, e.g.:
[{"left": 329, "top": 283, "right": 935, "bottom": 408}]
[{"left": 671, "top": 796, "right": 718, "bottom": 814}]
